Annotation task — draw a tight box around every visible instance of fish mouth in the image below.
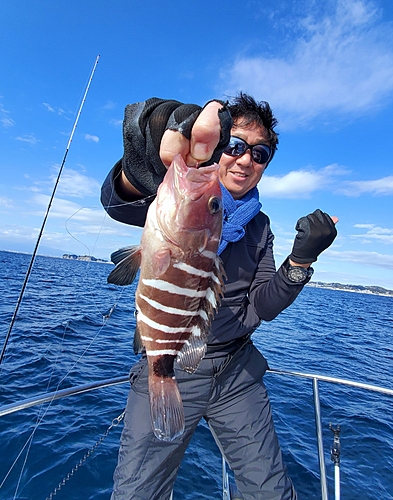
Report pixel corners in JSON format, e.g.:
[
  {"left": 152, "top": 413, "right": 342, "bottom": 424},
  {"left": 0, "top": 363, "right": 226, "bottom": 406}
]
[
  {"left": 155, "top": 154, "right": 222, "bottom": 251},
  {"left": 173, "top": 155, "right": 220, "bottom": 201}
]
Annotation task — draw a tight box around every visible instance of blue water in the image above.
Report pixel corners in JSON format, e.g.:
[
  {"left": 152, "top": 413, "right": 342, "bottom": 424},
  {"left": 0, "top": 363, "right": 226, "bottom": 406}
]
[{"left": 0, "top": 250, "right": 392, "bottom": 499}]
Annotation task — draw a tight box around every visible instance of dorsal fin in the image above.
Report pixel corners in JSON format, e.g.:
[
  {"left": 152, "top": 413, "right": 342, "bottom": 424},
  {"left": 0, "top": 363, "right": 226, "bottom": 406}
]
[
  {"left": 177, "top": 257, "right": 225, "bottom": 373},
  {"left": 176, "top": 322, "right": 208, "bottom": 373}
]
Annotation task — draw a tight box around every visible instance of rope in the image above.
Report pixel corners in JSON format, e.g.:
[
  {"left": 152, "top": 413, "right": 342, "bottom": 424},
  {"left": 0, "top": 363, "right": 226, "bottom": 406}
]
[{"left": 45, "top": 410, "right": 125, "bottom": 500}]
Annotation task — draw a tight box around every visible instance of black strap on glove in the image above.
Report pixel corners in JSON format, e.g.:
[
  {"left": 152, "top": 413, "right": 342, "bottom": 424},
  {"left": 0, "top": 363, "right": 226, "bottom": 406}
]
[
  {"left": 121, "top": 97, "right": 232, "bottom": 196},
  {"left": 290, "top": 209, "right": 337, "bottom": 264}
]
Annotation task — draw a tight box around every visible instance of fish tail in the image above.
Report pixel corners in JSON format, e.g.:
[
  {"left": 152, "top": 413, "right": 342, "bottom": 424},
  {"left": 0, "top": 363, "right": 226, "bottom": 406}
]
[{"left": 148, "top": 374, "right": 185, "bottom": 441}]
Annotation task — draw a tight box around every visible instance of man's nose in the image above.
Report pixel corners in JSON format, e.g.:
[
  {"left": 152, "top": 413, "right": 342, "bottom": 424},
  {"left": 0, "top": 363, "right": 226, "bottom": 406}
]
[{"left": 236, "top": 149, "right": 253, "bottom": 166}]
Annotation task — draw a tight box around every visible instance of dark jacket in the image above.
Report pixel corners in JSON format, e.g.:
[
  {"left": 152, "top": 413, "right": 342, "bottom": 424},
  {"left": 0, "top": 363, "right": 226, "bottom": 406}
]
[{"left": 101, "top": 161, "right": 307, "bottom": 345}]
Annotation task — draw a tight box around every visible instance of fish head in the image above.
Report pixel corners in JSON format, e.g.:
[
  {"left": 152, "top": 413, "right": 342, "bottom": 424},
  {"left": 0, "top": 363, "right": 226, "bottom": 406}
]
[{"left": 155, "top": 154, "right": 222, "bottom": 254}]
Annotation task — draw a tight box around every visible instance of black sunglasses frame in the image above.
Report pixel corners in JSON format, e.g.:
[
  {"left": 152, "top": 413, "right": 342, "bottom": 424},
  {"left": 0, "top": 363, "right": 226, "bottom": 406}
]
[{"left": 223, "top": 136, "right": 271, "bottom": 165}]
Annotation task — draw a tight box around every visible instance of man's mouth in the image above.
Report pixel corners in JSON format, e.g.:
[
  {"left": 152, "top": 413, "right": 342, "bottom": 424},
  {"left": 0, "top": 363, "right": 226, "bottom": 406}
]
[{"left": 231, "top": 171, "right": 248, "bottom": 178}]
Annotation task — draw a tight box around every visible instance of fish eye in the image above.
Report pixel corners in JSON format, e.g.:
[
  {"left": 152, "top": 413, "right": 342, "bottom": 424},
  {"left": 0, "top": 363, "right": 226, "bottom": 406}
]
[{"left": 208, "top": 196, "right": 222, "bottom": 214}]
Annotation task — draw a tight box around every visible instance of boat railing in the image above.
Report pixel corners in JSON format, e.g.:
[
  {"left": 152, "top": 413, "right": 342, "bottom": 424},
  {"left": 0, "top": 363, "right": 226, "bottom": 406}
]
[
  {"left": 266, "top": 369, "right": 393, "bottom": 500},
  {"left": 1, "top": 370, "right": 392, "bottom": 500}
]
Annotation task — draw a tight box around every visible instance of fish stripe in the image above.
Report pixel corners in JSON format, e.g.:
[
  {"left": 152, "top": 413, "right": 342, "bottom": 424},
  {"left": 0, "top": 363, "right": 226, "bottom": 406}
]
[
  {"left": 137, "top": 310, "right": 193, "bottom": 334},
  {"left": 139, "top": 293, "right": 204, "bottom": 317},
  {"left": 201, "top": 250, "right": 217, "bottom": 260},
  {"left": 154, "top": 338, "right": 187, "bottom": 343},
  {"left": 142, "top": 278, "right": 210, "bottom": 298},
  {"left": 172, "top": 262, "right": 214, "bottom": 278},
  {"left": 145, "top": 349, "right": 179, "bottom": 356},
  {"left": 141, "top": 336, "right": 187, "bottom": 345}
]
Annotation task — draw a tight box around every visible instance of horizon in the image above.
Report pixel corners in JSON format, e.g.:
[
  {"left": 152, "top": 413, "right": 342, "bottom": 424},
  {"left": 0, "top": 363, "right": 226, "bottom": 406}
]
[
  {"left": 1, "top": 0, "right": 393, "bottom": 289},
  {"left": 2, "top": 248, "right": 392, "bottom": 293}
]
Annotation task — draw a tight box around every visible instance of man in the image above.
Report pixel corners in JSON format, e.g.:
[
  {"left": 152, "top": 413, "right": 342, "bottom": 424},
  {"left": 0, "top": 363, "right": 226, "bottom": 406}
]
[{"left": 101, "top": 93, "right": 338, "bottom": 499}]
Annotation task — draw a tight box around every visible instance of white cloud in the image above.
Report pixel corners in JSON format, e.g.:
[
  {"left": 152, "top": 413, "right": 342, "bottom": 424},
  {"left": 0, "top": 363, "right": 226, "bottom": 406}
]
[
  {"left": 15, "top": 134, "right": 39, "bottom": 145},
  {"left": 0, "top": 224, "right": 40, "bottom": 242},
  {"left": 1, "top": 117, "right": 14, "bottom": 127},
  {"left": 24, "top": 194, "right": 142, "bottom": 255},
  {"left": 328, "top": 249, "right": 393, "bottom": 269},
  {"left": 0, "top": 196, "right": 14, "bottom": 209},
  {"left": 260, "top": 170, "right": 324, "bottom": 198},
  {"left": 32, "top": 194, "right": 106, "bottom": 224},
  {"left": 43, "top": 102, "right": 67, "bottom": 115},
  {"left": 49, "top": 168, "right": 101, "bottom": 198},
  {"left": 85, "top": 134, "right": 99, "bottom": 143},
  {"left": 102, "top": 101, "right": 116, "bottom": 110},
  {"left": 259, "top": 165, "right": 393, "bottom": 199},
  {"left": 43, "top": 102, "right": 55, "bottom": 113},
  {"left": 338, "top": 176, "right": 393, "bottom": 196},
  {"left": 110, "top": 118, "right": 123, "bottom": 127},
  {"left": 351, "top": 223, "right": 393, "bottom": 244},
  {"left": 1, "top": 102, "right": 14, "bottom": 127},
  {"left": 32, "top": 194, "right": 80, "bottom": 215},
  {"left": 30, "top": 194, "right": 136, "bottom": 232},
  {"left": 219, "top": 0, "right": 393, "bottom": 127},
  {"left": 259, "top": 164, "right": 346, "bottom": 198}
]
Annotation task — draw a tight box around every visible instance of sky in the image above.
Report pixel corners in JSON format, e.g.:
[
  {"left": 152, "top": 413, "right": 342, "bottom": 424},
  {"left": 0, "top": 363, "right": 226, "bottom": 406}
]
[{"left": 1, "top": 0, "right": 393, "bottom": 289}]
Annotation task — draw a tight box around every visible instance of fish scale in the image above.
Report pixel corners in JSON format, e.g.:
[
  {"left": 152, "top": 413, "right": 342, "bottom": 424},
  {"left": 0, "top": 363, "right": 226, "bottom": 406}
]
[{"left": 108, "top": 154, "right": 224, "bottom": 441}]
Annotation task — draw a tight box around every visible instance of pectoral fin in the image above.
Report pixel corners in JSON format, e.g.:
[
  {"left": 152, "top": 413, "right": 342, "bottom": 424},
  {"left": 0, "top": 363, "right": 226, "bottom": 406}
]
[
  {"left": 107, "top": 246, "right": 142, "bottom": 286},
  {"left": 133, "top": 324, "right": 143, "bottom": 355},
  {"left": 152, "top": 247, "right": 171, "bottom": 277}
]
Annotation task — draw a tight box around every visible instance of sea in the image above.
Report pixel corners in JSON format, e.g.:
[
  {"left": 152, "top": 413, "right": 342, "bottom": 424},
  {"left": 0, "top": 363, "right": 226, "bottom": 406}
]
[{"left": 0, "top": 249, "right": 392, "bottom": 500}]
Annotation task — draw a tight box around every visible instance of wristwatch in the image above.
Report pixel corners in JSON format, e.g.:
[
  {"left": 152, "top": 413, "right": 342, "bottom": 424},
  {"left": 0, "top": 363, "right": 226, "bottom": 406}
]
[{"left": 285, "top": 263, "right": 314, "bottom": 283}]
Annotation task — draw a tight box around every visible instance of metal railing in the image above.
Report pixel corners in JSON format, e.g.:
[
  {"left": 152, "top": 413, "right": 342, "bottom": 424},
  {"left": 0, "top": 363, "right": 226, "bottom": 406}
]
[
  {"left": 0, "top": 376, "right": 129, "bottom": 417},
  {"left": 1, "top": 370, "right": 392, "bottom": 499},
  {"left": 266, "top": 369, "right": 393, "bottom": 500}
]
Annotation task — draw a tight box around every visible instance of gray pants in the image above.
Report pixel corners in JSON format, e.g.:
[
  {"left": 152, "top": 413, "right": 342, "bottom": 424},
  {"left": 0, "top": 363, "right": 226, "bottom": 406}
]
[{"left": 111, "top": 342, "right": 297, "bottom": 500}]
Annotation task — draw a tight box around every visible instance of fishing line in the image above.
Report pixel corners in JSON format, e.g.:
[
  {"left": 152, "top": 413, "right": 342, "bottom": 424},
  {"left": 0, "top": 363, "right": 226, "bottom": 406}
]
[
  {"left": 0, "top": 318, "right": 71, "bottom": 494},
  {"left": 3, "top": 204, "right": 128, "bottom": 491},
  {"left": 0, "top": 84, "right": 139, "bottom": 497},
  {"left": 64, "top": 207, "right": 93, "bottom": 256},
  {"left": 63, "top": 203, "right": 128, "bottom": 321},
  {"left": 0, "top": 55, "right": 100, "bottom": 366},
  {"left": 0, "top": 55, "right": 104, "bottom": 495},
  {"left": 0, "top": 302, "right": 126, "bottom": 495},
  {"left": 3, "top": 257, "right": 126, "bottom": 494},
  {"left": 4, "top": 181, "right": 132, "bottom": 489}
]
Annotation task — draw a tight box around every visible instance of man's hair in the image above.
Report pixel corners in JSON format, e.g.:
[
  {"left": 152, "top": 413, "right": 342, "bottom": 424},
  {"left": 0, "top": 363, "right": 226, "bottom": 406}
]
[{"left": 227, "top": 92, "right": 279, "bottom": 164}]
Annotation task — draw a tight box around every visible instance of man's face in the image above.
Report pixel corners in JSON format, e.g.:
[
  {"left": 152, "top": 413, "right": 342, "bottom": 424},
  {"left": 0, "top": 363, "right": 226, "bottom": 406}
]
[{"left": 219, "top": 122, "right": 269, "bottom": 200}]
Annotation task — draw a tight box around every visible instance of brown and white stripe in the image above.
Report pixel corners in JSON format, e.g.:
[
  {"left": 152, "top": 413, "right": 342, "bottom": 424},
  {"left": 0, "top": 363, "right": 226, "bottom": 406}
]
[{"left": 136, "top": 251, "right": 224, "bottom": 364}]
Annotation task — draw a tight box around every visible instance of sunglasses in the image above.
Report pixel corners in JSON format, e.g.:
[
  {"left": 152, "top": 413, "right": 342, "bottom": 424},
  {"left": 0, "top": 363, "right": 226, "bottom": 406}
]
[{"left": 223, "top": 136, "right": 271, "bottom": 165}]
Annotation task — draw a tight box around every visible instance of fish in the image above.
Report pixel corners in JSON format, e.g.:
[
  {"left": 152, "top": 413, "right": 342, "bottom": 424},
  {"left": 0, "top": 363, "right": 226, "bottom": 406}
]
[{"left": 107, "top": 154, "right": 225, "bottom": 441}]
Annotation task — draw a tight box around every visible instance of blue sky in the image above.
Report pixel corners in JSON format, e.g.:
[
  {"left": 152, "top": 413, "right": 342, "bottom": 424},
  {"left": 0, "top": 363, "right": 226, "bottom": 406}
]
[{"left": 1, "top": 0, "right": 393, "bottom": 289}]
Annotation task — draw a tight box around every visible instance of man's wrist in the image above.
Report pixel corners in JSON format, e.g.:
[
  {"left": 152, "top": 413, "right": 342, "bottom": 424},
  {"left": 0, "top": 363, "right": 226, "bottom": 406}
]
[
  {"left": 115, "top": 170, "right": 145, "bottom": 201},
  {"left": 284, "top": 258, "right": 314, "bottom": 283},
  {"left": 288, "top": 258, "right": 312, "bottom": 268}
]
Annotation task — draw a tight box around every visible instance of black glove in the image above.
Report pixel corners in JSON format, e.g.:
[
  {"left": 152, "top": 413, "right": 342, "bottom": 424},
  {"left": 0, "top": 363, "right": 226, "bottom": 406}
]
[
  {"left": 121, "top": 98, "right": 232, "bottom": 196},
  {"left": 290, "top": 209, "right": 337, "bottom": 264}
]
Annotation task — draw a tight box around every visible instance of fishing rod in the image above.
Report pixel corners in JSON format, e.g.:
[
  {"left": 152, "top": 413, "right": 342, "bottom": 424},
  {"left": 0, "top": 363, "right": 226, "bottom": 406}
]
[
  {"left": 0, "top": 55, "right": 100, "bottom": 366},
  {"left": 330, "top": 423, "right": 341, "bottom": 500}
]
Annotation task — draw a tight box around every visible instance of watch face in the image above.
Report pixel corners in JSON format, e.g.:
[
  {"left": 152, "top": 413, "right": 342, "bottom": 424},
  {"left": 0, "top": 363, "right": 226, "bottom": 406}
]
[{"left": 287, "top": 266, "right": 308, "bottom": 283}]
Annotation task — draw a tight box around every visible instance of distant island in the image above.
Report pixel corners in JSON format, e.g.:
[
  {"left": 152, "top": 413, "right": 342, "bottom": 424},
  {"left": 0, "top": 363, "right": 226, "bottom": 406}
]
[
  {"left": 62, "top": 254, "right": 108, "bottom": 263},
  {"left": 307, "top": 281, "right": 393, "bottom": 297}
]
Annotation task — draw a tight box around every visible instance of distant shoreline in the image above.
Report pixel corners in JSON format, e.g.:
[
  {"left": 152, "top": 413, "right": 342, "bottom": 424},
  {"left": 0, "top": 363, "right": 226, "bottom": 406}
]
[
  {"left": 62, "top": 253, "right": 108, "bottom": 263},
  {"left": 0, "top": 249, "right": 111, "bottom": 264},
  {"left": 307, "top": 281, "right": 393, "bottom": 297},
  {"left": 1, "top": 249, "right": 392, "bottom": 296}
]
